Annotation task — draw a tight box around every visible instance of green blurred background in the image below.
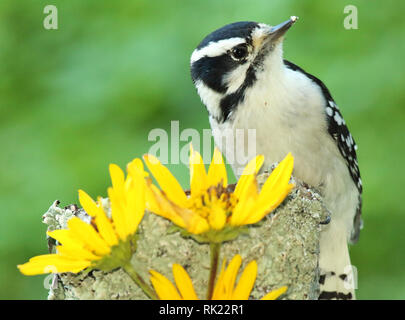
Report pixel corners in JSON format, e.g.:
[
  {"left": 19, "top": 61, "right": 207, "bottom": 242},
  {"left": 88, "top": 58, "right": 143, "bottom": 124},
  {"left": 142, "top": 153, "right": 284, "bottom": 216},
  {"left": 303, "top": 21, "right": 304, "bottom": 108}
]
[{"left": 1, "top": 0, "right": 404, "bottom": 299}]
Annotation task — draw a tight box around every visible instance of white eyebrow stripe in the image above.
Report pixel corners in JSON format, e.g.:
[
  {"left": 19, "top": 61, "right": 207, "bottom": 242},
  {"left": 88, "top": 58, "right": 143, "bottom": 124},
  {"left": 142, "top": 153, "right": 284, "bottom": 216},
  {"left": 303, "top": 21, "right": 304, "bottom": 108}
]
[{"left": 190, "top": 37, "right": 245, "bottom": 64}]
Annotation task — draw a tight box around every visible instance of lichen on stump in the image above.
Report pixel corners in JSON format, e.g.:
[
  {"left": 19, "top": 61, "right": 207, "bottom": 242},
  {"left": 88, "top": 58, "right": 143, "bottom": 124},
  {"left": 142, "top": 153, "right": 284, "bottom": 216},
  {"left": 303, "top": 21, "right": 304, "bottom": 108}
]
[{"left": 44, "top": 168, "right": 328, "bottom": 300}]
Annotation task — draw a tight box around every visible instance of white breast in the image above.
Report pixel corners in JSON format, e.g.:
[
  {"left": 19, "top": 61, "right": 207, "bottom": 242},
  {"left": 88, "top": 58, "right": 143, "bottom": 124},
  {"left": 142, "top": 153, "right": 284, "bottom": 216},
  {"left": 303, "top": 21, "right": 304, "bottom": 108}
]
[{"left": 210, "top": 64, "right": 359, "bottom": 237}]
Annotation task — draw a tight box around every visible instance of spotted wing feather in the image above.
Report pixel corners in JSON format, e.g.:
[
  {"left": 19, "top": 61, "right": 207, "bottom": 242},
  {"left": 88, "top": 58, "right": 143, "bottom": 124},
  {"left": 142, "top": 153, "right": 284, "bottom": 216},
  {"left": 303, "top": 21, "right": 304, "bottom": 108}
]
[{"left": 284, "top": 60, "right": 363, "bottom": 243}]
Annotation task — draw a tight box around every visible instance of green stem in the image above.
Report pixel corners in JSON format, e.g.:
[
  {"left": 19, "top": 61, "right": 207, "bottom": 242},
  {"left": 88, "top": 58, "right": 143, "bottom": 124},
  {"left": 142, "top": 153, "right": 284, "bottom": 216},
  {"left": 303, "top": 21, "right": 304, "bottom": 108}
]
[
  {"left": 123, "top": 262, "right": 158, "bottom": 300},
  {"left": 206, "top": 242, "right": 221, "bottom": 300}
]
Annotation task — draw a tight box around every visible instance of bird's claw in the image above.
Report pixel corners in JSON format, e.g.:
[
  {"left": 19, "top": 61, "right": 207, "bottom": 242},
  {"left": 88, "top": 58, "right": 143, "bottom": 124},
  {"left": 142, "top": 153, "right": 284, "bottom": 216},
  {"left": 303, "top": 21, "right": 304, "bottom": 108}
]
[{"left": 320, "top": 215, "right": 331, "bottom": 225}]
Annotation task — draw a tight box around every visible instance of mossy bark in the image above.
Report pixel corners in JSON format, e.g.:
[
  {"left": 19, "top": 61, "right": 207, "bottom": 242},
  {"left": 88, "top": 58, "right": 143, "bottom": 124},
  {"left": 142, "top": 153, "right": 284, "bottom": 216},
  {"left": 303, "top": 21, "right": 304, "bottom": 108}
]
[{"left": 44, "top": 169, "right": 328, "bottom": 300}]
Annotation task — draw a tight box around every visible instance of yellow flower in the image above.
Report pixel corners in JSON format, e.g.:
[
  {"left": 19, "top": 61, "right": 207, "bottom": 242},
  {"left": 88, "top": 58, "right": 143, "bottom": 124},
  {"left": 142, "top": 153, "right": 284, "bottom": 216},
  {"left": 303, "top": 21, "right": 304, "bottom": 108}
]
[
  {"left": 150, "top": 254, "right": 287, "bottom": 300},
  {"left": 18, "top": 159, "right": 147, "bottom": 276},
  {"left": 144, "top": 146, "right": 294, "bottom": 241}
]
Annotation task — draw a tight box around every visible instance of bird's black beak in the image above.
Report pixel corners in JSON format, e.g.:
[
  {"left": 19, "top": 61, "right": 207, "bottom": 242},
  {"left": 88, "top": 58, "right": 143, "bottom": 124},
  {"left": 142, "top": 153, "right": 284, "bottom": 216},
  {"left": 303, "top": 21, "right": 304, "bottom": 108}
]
[{"left": 268, "top": 16, "right": 298, "bottom": 41}]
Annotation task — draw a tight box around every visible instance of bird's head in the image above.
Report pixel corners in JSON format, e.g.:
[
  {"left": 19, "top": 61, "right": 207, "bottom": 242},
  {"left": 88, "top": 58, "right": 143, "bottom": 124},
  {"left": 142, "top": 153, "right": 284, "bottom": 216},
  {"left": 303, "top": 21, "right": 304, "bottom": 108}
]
[{"left": 190, "top": 17, "right": 298, "bottom": 122}]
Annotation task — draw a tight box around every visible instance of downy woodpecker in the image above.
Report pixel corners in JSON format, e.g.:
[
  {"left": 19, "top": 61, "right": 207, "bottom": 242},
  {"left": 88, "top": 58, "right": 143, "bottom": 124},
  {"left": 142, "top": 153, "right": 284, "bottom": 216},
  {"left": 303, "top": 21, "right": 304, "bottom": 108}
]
[{"left": 190, "top": 17, "right": 362, "bottom": 299}]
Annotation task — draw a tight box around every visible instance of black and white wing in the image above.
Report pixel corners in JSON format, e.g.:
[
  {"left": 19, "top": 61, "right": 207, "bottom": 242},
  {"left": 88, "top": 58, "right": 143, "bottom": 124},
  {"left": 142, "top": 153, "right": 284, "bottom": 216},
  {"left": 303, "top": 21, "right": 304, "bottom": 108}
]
[
  {"left": 323, "top": 98, "right": 362, "bottom": 243},
  {"left": 284, "top": 60, "right": 363, "bottom": 243}
]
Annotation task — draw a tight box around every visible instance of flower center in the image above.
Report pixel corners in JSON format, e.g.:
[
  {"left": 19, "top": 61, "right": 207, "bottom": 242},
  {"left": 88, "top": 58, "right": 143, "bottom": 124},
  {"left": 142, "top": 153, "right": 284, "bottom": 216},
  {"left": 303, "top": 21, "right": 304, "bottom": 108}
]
[{"left": 188, "top": 184, "right": 237, "bottom": 219}]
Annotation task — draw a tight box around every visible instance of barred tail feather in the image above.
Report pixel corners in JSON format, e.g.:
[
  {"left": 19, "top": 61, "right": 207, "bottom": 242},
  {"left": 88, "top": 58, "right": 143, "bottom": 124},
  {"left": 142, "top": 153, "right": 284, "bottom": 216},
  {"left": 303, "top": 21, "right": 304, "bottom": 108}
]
[{"left": 319, "top": 219, "right": 356, "bottom": 300}]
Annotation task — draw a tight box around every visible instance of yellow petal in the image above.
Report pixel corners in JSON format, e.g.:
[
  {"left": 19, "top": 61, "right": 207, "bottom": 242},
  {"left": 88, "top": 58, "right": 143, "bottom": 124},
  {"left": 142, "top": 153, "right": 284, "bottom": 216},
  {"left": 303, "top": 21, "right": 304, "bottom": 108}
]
[
  {"left": 222, "top": 254, "right": 242, "bottom": 299},
  {"left": 124, "top": 185, "right": 145, "bottom": 236},
  {"left": 55, "top": 245, "right": 100, "bottom": 262},
  {"left": 179, "top": 207, "right": 210, "bottom": 234},
  {"left": 212, "top": 255, "right": 242, "bottom": 300},
  {"left": 243, "top": 184, "right": 294, "bottom": 225},
  {"left": 78, "top": 190, "right": 99, "bottom": 217},
  {"left": 150, "top": 270, "right": 182, "bottom": 300},
  {"left": 231, "top": 156, "right": 263, "bottom": 226},
  {"left": 79, "top": 190, "right": 119, "bottom": 246},
  {"left": 234, "top": 155, "right": 264, "bottom": 199},
  {"left": 211, "top": 259, "right": 227, "bottom": 300},
  {"left": 67, "top": 217, "right": 111, "bottom": 256},
  {"left": 127, "top": 157, "right": 148, "bottom": 178},
  {"left": 145, "top": 183, "right": 187, "bottom": 229},
  {"left": 146, "top": 181, "right": 209, "bottom": 235},
  {"left": 207, "top": 147, "right": 228, "bottom": 188},
  {"left": 145, "top": 181, "right": 162, "bottom": 214},
  {"left": 94, "top": 198, "right": 119, "bottom": 247},
  {"left": 242, "top": 153, "right": 294, "bottom": 225},
  {"left": 47, "top": 229, "right": 86, "bottom": 249},
  {"left": 229, "top": 182, "right": 259, "bottom": 226},
  {"left": 189, "top": 145, "right": 208, "bottom": 197},
  {"left": 125, "top": 159, "right": 146, "bottom": 234},
  {"left": 109, "top": 163, "right": 125, "bottom": 192},
  {"left": 172, "top": 264, "right": 199, "bottom": 300},
  {"left": 18, "top": 254, "right": 91, "bottom": 275},
  {"left": 108, "top": 187, "right": 129, "bottom": 240},
  {"left": 208, "top": 205, "right": 226, "bottom": 230},
  {"left": 143, "top": 155, "right": 188, "bottom": 207},
  {"left": 48, "top": 229, "right": 103, "bottom": 260},
  {"left": 232, "top": 260, "right": 257, "bottom": 300},
  {"left": 259, "top": 153, "right": 294, "bottom": 200},
  {"left": 108, "top": 163, "right": 131, "bottom": 239},
  {"left": 261, "top": 286, "right": 288, "bottom": 300}
]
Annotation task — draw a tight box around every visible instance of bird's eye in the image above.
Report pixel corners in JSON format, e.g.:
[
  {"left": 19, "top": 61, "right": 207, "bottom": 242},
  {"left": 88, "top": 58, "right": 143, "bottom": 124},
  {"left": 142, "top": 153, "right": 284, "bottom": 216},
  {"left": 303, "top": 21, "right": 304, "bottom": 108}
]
[{"left": 230, "top": 44, "right": 248, "bottom": 61}]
